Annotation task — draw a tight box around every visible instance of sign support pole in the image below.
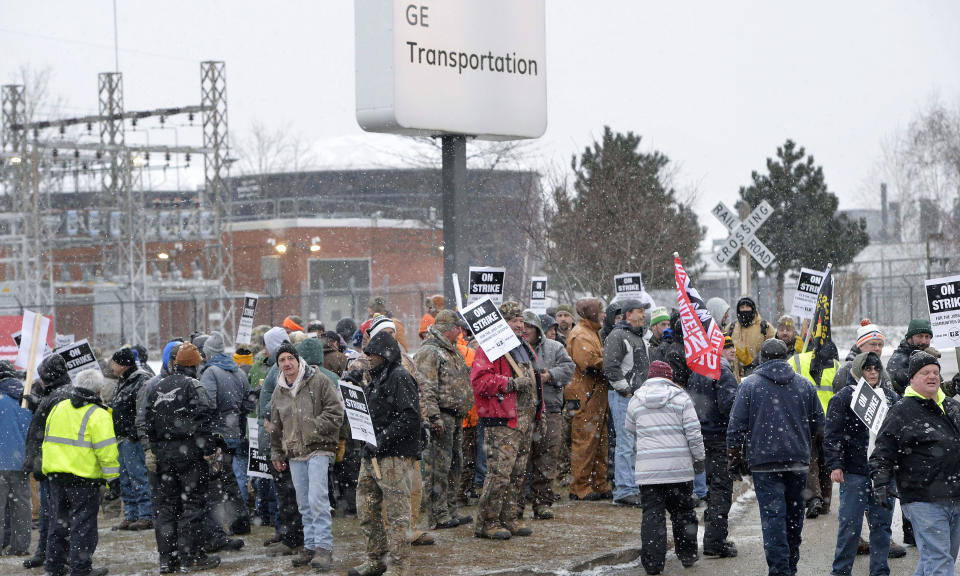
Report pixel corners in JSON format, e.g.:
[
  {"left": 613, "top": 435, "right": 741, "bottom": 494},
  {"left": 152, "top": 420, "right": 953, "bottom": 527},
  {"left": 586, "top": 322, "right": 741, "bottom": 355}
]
[
  {"left": 738, "top": 203, "right": 752, "bottom": 296},
  {"left": 442, "top": 135, "right": 466, "bottom": 310}
]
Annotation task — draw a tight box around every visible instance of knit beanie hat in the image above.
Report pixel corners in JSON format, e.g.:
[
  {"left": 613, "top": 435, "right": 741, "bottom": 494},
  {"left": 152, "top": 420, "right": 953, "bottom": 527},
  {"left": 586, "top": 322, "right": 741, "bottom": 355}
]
[
  {"left": 204, "top": 330, "right": 226, "bottom": 357},
  {"left": 38, "top": 354, "right": 69, "bottom": 385},
  {"left": 855, "top": 319, "right": 884, "bottom": 348},
  {"left": 648, "top": 360, "right": 674, "bottom": 381},
  {"left": 649, "top": 306, "right": 670, "bottom": 326},
  {"left": 112, "top": 347, "right": 138, "bottom": 368},
  {"left": 175, "top": 342, "right": 203, "bottom": 367},
  {"left": 555, "top": 304, "right": 575, "bottom": 317},
  {"left": 908, "top": 350, "right": 940, "bottom": 380},
  {"left": 264, "top": 326, "right": 290, "bottom": 357},
  {"left": 500, "top": 301, "right": 524, "bottom": 321},
  {"left": 283, "top": 316, "right": 304, "bottom": 332},
  {"left": 276, "top": 341, "right": 300, "bottom": 363},
  {"left": 74, "top": 368, "right": 104, "bottom": 395},
  {"left": 760, "top": 338, "right": 789, "bottom": 363},
  {"left": 906, "top": 318, "right": 933, "bottom": 339},
  {"left": 723, "top": 335, "right": 734, "bottom": 349},
  {"left": 433, "top": 309, "right": 459, "bottom": 332},
  {"left": 368, "top": 315, "right": 397, "bottom": 339}
]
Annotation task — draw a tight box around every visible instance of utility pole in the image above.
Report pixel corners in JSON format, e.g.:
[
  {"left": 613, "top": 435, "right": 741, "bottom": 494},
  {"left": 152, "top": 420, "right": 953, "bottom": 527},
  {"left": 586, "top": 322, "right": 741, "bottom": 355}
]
[{"left": 441, "top": 135, "right": 466, "bottom": 309}]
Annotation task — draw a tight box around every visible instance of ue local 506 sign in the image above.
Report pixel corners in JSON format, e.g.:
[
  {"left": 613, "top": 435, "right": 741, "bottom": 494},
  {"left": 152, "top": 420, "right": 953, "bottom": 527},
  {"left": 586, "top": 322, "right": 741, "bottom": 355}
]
[{"left": 355, "top": 0, "right": 547, "bottom": 139}]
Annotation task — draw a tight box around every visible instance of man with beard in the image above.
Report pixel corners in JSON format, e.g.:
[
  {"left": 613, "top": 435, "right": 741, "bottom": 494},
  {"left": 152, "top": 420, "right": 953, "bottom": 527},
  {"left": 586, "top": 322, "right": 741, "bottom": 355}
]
[
  {"left": 555, "top": 305, "right": 577, "bottom": 342},
  {"left": 775, "top": 315, "right": 804, "bottom": 354},
  {"left": 728, "top": 296, "right": 771, "bottom": 380}
]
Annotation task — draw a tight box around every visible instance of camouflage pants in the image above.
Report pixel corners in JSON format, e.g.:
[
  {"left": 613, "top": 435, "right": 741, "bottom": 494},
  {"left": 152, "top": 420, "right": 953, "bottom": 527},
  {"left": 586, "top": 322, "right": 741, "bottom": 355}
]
[
  {"left": 527, "top": 412, "right": 563, "bottom": 509},
  {"left": 476, "top": 409, "right": 535, "bottom": 530},
  {"left": 557, "top": 406, "right": 574, "bottom": 484},
  {"left": 422, "top": 412, "right": 462, "bottom": 526},
  {"left": 358, "top": 457, "right": 412, "bottom": 571}
]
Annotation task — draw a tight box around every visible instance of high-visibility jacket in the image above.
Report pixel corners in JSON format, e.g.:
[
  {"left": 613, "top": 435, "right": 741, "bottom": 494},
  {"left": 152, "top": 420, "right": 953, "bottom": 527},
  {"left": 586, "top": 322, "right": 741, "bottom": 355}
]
[
  {"left": 789, "top": 351, "right": 840, "bottom": 415},
  {"left": 42, "top": 398, "right": 120, "bottom": 481}
]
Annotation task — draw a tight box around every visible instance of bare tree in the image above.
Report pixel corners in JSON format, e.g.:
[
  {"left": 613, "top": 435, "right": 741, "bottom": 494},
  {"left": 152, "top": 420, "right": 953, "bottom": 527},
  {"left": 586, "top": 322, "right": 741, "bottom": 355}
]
[{"left": 234, "top": 120, "right": 317, "bottom": 176}]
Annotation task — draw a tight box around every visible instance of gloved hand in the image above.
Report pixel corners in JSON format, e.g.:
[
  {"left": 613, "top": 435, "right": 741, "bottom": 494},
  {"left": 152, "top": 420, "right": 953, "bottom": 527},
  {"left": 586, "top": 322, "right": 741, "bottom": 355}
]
[
  {"left": 735, "top": 346, "right": 754, "bottom": 368},
  {"left": 144, "top": 448, "right": 157, "bottom": 474},
  {"left": 727, "top": 446, "right": 744, "bottom": 482},
  {"left": 508, "top": 374, "right": 533, "bottom": 393},
  {"left": 872, "top": 483, "right": 895, "bottom": 509},
  {"left": 611, "top": 380, "right": 632, "bottom": 398},
  {"left": 336, "top": 439, "right": 346, "bottom": 463},
  {"left": 342, "top": 369, "right": 364, "bottom": 385},
  {"left": 693, "top": 460, "right": 705, "bottom": 475},
  {"left": 205, "top": 447, "right": 223, "bottom": 475},
  {"left": 104, "top": 479, "right": 121, "bottom": 501},
  {"left": 361, "top": 442, "right": 378, "bottom": 459}
]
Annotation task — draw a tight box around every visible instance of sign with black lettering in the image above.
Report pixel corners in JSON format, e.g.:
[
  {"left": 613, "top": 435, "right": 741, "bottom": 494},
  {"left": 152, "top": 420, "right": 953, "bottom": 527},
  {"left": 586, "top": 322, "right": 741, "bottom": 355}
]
[
  {"left": 236, "top": 293, "right": 259, "bottom": 346},
  {"left": 467, "top": 266, "right": 505, "bottom": 306},
  {"left": 339, "top": 382, "right": 378, "bottom": 446},
  {"left": 850, "top": 377, "right": 890, "bottom": 456},
  {"left": 613, "top": 273, "right": 644, "bottom": 302},
  {"left": 529, "top": 276, "right": 547, "bottom": 314},
  {"left": 55, "top": 338, "right": 102, "bottom": 380},
  {"left": 246, "top": 417, "right": 272, "bottom": 480},
  {"left": 462, "top": 296, "right": 521, "bottom": 362},
  {"left": 925, "top": 274, "right": 960, "bottom": 349},
  {"left": 790, "top": 268, "right": 825, "bottom": 320}
]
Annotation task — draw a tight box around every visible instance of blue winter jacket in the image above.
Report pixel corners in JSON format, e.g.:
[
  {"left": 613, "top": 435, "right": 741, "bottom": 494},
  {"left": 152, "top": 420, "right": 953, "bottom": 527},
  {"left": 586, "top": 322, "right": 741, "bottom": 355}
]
[
  {"left": 0, "top": 377, "right": 33, "bottom": 471},
  {"left": 727, "top": 359, "right": 824, "bottom": 470},
  {"left": 687, "top": 358, "right": 738, "bottom": 443}
]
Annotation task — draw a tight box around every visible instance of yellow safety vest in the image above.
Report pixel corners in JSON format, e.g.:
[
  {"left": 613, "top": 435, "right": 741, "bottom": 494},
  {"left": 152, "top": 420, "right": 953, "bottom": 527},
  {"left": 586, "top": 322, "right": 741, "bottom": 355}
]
[
  {"left": 789, "top": 351, "right": 839, "bottom": 414},
  {"left": 42, "top": 398, "right": 120, "bottom": 480}
]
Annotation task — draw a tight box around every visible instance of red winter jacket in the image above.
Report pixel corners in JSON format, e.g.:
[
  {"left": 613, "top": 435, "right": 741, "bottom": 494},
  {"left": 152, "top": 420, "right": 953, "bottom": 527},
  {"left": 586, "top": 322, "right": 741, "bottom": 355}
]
[{"left": 470, "top": 343, "right": 544, "bottom": 429}]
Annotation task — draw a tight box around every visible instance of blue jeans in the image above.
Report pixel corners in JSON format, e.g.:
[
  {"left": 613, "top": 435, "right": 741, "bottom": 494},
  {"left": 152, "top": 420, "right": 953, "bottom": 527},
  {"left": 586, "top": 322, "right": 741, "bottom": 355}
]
[
  {"left": 474, "top": 424, "right": 487, "bottom": 486},
  {"left": 831, "top": 473, "right": 893, "bottom": 576},
  {"left": 902, "top": 500, "right": 960, "bottom": 576},
  {"left": 694, "top": 472, "right": 708, "bottom": 499},
  {"left": 753, "top": 470, "right": 807, "bottom": 576},
  {"left": 607, "top": 390, "right": 638, "bottom": 500},
  {"left": 288, "top": 455, "right": 333, "bottom": 552},
  {"left": 254, "top": 477, "right": 278, "bottom": 525},
  {"left": 226, "top": 438, "right": 249, "bottom": 501},
  {"left": 117, "top": 439, "right": 152, "bottom": 520}
]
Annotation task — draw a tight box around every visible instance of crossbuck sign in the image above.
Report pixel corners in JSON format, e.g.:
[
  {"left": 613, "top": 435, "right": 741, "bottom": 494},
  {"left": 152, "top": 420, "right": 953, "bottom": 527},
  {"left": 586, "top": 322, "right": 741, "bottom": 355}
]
[{"left": 713, "top": 201, "right": 776, "bottom": 269}]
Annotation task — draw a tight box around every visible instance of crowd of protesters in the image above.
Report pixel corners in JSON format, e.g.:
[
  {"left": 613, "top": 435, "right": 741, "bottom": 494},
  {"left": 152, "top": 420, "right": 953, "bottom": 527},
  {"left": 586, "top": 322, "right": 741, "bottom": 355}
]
[{"left": 1, "top": 291, "right": 960, "bottom": 576}]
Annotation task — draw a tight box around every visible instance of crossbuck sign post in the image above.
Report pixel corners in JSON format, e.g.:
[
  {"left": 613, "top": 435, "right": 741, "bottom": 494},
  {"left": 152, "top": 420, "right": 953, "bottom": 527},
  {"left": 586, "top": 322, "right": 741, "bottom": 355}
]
[{"left": 713, "top": 201, "right": 776, "bottom": 297}]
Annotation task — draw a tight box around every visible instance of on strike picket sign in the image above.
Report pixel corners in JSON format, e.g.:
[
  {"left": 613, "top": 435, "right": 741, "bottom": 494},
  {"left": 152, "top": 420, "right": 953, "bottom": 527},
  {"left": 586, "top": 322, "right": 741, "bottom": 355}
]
[
  {"left": 790, "top": 268, "right": 824, "bottom": 320},
  {"left": 462, "top": 296, "right": 521, "bottom": 362},
  {"left": 529, "top": 276, "right": 547, "bottom": 314},
  {"left": 925, "top": 274, "right": 960, "bottom": 350},
  {"left": 339, "top": 381, "right": 378, "bottom": 446},
  {"left": 246, "top": 417, "right": 273, "bottom": 480},
  {"left": 467, "top": 266, "right": 505, "bottom": 306},
  {"left": 613, "top": 273, "right": 644, "bottom": 302},
  {"left": 56, "top": 339, "right": 102, "bottom": 380},
  {"left": 850, "top": 377, "right": 890, "bottom": 457},
  {"left": 236, "top": 293, "right": 259, "bottom": 346}
]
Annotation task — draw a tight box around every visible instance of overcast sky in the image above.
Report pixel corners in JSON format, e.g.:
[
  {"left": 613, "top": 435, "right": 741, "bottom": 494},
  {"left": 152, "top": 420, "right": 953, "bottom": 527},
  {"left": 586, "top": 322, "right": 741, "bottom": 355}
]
[{"left": 2, "top": 1, "right": 958, "bottom": 242}]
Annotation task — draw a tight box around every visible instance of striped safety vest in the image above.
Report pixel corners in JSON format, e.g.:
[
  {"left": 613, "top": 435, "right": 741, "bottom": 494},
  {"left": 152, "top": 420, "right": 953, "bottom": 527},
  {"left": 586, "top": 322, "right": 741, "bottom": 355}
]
[
  {"left": 42, "top": 398, "right": 120, "bottom": 480},
  {"left": 789, "top": 351, "right": 840, "bottom": 414}
]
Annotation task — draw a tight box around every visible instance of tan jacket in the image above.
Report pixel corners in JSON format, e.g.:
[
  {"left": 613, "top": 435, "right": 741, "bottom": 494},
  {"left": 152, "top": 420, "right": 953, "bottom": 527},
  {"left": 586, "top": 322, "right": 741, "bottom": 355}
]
[
  {"left": 269, "top": 365, "right": 345, "bottom": 459},
  {"left": 565, "top": 317, "right": 608, "bottom": 404},
  {"left": 413, "top": 326, "right": 474, "bottom": 420}
]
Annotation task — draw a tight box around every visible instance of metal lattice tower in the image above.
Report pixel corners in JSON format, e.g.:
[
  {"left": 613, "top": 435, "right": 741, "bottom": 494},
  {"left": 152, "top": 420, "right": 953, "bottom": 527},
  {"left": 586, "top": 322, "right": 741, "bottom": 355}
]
[
  {"left": 200, "top": 61, "right": 235, "bottom": 338},
  {"left": 2, "top": 84, "right": 54, "bottom": 312}
]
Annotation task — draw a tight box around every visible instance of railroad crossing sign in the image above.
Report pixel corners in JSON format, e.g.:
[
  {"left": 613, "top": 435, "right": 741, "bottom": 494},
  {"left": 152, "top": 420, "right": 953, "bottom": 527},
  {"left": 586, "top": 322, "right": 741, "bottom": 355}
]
[{"left": 713, "top": 200, "right": 776, "bottom": 269}]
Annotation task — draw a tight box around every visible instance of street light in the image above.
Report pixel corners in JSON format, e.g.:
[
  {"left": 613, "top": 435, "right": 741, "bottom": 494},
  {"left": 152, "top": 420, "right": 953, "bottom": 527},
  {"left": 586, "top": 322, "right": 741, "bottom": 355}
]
[
  {"left": 157, "top": 252, "right": 169, "bottom": 260},
  {"left": 275, "top": 243, "right": 288, "bottom": 255},
  {"left": 310, "top": 236, "right": 321, "bottom": 253}
]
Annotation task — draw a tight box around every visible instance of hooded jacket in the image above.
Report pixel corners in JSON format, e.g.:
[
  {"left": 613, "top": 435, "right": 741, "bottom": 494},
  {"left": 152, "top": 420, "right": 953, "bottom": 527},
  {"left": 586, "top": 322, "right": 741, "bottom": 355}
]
[
  {"left": 686, "top": 357, "right": 738, "bottom": 442},
  {"left": 0, "top": 376, "right": 32, "bottom": 471},
  {"left": 144, "top": 365, "right": 215, "bottom": 462},
  {"left": 565, "top": 316, "right": 607, "bottom": 409},
  {"left": 603, "top": 320, "right": 650, "bottom": 396},
  {"left": 726, "top": 359, "right": 824, "bottom": 470},
  {"left": 270, "top": 363, "right": 345, "bottom": 459},
  {"left": 363, "top": 331, "right": 422, "bottom": 458},
  {"left": 625, "top": 376, "right": 705, "bottom": 485},
  {"left": 727, "top": 296, "right": 770, "bottom": 379},
  {"left": 529, "top": 329, "right": 574, "bottom": 414},
  {"left": 200, "top": 353, "right": 252, "bottom": 439},
  {"left": 41, "top": 386, "right": 119, "bottom": 482},
  {"left": 413, "top": 325, "right": 474, "bottom": 420},
  {"left": 833, "top": 351, "right": 892, "bottom": 394},
  {"left": 656, "top": 311, "right": 691, "bottom": 388},
  {"left": 824, "top": 367, "right": 899, "bottom": 477},
  {"left": 24, "top": 371, "right": 74, "bottom": 478},
  {"left": 705, "top": 297, "right": 730, "bottom": 333},
  {"left": 870, "top": 386, "right": 960, "bottom": 503},
  {"left": 886, "top": 339, "right": 920, "bottom": 396}
]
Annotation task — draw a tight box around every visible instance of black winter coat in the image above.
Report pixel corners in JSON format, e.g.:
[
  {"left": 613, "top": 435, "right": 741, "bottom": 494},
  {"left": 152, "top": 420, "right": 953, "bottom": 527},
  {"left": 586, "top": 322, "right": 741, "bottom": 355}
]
[
  {"left": 363, "top": 332, "right": 422, "bottom": 459},
  {"left": 824, "top": 373, "right": 899, "bottom": 477},
  {"left": 687, "top": 359, "right": 738, "bottom": 443},
  {"left": 870, "top": 392, "right": 960, "bottom": 503},
  {"left": 144, "top": 366, "right": 215, "bottom": 462},
  {"left": 886, "top": 340, "right": 916, "bottom": 396},
  {"left": 112, "top": 368, "right": 152, "bottom": 440}
]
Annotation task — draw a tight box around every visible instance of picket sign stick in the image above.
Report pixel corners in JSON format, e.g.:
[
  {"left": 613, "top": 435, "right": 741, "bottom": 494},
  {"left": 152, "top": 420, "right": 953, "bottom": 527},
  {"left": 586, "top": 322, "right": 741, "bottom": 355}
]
[
  {"left": 504, "top": 352, "right": 522, "bottom": 375},
  {"left": 20, "top": 314, "right": 44, "bottom": 409},
  {"left": 372, "top": 457, "right": 382, "bottom": 480},
  {"left": 802, "top": 262, "right": 832, "bottom": 354}
]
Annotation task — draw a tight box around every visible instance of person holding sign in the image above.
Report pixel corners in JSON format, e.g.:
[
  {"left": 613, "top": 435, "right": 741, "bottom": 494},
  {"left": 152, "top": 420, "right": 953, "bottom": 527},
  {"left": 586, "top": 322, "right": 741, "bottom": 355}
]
[
  {"left": 471, "top": 301, "right": 544, "bottom": 540},
  {"left": 824, "top": 352, "right": 901, "bottom": 576},
  {"left": 269, "top": 342, "right": 345, "bottom": 572},
  {"left": 870, "top": 351, "right": 960, "bottom": 576}
]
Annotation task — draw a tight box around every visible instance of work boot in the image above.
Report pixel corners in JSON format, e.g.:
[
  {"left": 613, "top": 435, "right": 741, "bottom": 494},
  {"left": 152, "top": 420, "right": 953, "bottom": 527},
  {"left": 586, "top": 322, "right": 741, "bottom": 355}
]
[
  {"left": 533, "top": 506, "right": 554, "bottom": 520},
  {"left": 159, "top": 558, "right": 180, "bottom": 574},
  {"left": 456, "top": 514, "right": 473, "bottom": 526},
  {"left": 857, "top": 538, "right": 870, "bottom": 555},
  {"left": 310, "top": 548, "right": 333, "bottom": 571},
  {"left": 129, "top": 518, "right": 154, "bottom": 531},
  {"left": 23, "top": 552, "right": 45, "bottom": 569},
  {"left": 87, "top": 568, "right": 109, "bottom": 576},
  {"left": 266, "top": 544, "right": 300, "bottom": 557},
  {"left": 291, "top": 548, "right": 315, "bottom": 567},
  {"left": 613, "top": 494, "right": 643, "bottom": 507},
  {"left": 432, "top": 517, "right": 459, "bottom": 530},
  {"left": 503, "top": 520, "right": 533, "bottom": 537},
  {"left": 263, "top": 534, "right": 282, "bottom": 547},
  {"left": 411, "top": 532, "right": 434, "bottom": 546},
  {"left": 347, "top": 560, "right": 387, "bottom": 576},
  {"left": 805, "top": 497, "right": 822, "bottom": 519},
  {"left": 889, "top": 540, "right": 907, "bottom": 558},
  {"left": 702, "top": 541, "right": 738, "bottom": 558},
  {"left": 179, "top": 555, "right": 220, "bottom": 573},
  {"left": 474, "top": 522, "right": 511, "bottom": 540},
  {"left": 112, "top": 519, "right": 135, "bottom": 531},
  {"left": 206, "top": 537, "right": 244, "bottom": 553},
  {"left": 680, "top": 554, "right": 699, "bottom": 568}
]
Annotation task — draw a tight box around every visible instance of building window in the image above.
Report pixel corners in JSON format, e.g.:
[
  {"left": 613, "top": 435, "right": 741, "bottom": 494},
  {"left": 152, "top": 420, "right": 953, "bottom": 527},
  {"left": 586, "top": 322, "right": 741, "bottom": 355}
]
[{"left": 308, "top": 259, "right": 371, "bottom": 325}]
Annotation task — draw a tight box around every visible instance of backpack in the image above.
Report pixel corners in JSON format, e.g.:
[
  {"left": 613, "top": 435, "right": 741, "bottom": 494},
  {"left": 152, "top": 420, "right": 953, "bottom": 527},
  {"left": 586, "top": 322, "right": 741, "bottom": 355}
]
[{"left": 150, "top": 375, "right": 203, "bottom": 442}]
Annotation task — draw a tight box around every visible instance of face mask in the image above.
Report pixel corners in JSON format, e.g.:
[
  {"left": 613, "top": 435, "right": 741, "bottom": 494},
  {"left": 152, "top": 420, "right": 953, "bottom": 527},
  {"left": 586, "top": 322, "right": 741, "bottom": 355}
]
[{"left": 737, "top": 309, "right": 756, "bottom": 327}]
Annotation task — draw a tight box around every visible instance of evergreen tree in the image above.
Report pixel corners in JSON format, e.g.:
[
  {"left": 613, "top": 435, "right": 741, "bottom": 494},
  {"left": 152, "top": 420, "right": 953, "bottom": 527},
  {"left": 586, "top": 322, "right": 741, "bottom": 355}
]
[{"left": 739, "top": 140, "right": 869, "bottom": 315}]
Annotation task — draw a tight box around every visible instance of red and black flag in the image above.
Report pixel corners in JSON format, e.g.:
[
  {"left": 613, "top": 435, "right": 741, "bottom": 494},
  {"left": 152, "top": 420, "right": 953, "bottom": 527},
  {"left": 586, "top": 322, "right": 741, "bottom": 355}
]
[{"left": 674, "top": 254, "right": 725, "bottom": 380}]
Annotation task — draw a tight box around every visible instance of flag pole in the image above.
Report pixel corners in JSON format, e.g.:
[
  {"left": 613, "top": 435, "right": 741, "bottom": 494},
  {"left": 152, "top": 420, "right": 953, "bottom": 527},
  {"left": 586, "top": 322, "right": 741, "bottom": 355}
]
[{"left": 802, "top": 262, "right": 833, "bottom": 354}]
